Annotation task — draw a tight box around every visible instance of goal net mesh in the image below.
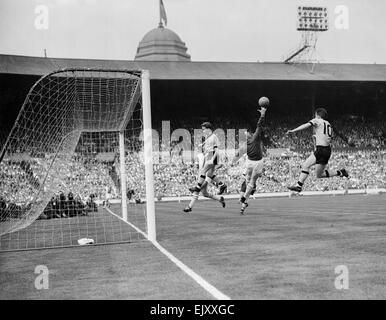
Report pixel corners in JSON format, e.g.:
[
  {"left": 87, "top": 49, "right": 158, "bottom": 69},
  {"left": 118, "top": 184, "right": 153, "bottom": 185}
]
[{"left": 0, "top": 69, "right": 149, "bottom": 251}]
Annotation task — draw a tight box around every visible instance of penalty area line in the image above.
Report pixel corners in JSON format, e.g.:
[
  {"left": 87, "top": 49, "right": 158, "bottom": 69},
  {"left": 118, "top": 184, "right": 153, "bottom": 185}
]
[{"left": 105, "top": 207, "right": 231, "bottom": 300}]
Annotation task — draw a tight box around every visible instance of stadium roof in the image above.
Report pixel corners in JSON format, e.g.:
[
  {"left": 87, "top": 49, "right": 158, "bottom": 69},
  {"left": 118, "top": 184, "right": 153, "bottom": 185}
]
[{"left": 1, "top": 54, "right": 386, "bottom": 81}]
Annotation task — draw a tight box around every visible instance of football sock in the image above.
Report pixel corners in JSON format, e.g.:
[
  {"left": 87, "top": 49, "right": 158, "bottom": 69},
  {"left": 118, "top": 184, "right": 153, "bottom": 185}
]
[
  {"left": 244, "top": 183, "right": 255, "bottom": 200},
  {"left": 250, "top": 183, "right": 257, "bottom": 195},
  {"left": 188, "top": 192, "right": 199, "bottom": 208},
  {"left": 299, "top": 170, "right": 309, "bottom": 184}
]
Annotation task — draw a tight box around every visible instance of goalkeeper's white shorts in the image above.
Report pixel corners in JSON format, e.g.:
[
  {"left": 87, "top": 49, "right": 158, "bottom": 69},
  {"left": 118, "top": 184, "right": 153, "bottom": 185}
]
[{"left": 244, "top": 158, "right": 264, "bottom": 183}]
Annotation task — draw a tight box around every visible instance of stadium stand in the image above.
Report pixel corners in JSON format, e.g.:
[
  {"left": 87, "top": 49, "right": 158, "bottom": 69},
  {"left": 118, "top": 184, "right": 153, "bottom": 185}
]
[{"left": 2, "top": 115, "right": 384, "bottom": 218}]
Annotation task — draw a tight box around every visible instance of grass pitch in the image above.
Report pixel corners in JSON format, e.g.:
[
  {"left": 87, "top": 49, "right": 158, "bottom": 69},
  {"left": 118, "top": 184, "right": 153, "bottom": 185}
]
[{"left": 0, "top": 193, "right": 385, "bottom": 299}]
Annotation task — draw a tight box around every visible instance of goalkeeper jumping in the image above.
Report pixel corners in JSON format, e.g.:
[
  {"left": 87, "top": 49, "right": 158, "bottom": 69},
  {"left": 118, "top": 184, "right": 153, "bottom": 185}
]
[{"left": 231, "top": 106, "right": 267, "bottom": 215}]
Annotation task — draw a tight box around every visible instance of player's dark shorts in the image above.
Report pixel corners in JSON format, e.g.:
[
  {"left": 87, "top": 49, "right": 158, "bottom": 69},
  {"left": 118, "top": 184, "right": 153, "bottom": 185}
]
[{"left": 314, "top": 145, "right": 331, "bottom": 165}]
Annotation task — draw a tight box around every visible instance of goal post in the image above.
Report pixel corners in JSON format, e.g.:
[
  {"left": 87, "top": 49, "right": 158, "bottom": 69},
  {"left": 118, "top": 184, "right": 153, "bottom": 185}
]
[
  {"left": 141, "top": 70, "right": 156, "bottom": 242},
  {"left": 0, "top": 68, "right": 156, "bottom": 250},
  {"left": 119, "top": 130, "right": 128, "bottom": 222}
]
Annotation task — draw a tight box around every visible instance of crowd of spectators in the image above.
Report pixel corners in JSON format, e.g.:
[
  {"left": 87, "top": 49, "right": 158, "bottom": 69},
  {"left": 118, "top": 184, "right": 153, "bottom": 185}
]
[
  {"left": 124, "top": 115, "right": 385, "bottom": 197},
  {"left": 1, "top": 116, "right": 384, "bottom": 154},
  {"left": 0, "top": 155, "right": 117, "bottom": 221},
  {"left": 147, "top": 149, "right": 385, "bottom": 197},
  {"left": 0, "top": 116, "right": 384, "bottom": 222},
  {"left": 0, "top": 156, "right": 117, "bottom": 204},
  {"left": 153, "top": 116, "right": 385, "bottom": 150},
  {"left": 266, "top": 116, "right": 385, "bottom": 149},
  {"left": 114, "top": 147, "right": 385, "bottom": 198},
  {"left": 39, "top": 192, "right": 98, "bottom": 220},
  {"left": 226, "top": 149, "right": 385, "bottom": 193}
]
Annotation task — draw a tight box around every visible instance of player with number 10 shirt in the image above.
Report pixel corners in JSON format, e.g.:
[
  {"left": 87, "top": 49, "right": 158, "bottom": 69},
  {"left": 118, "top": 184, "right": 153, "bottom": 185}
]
[{"left": 286, "top": 107, "right": 350, "bottom": 193}]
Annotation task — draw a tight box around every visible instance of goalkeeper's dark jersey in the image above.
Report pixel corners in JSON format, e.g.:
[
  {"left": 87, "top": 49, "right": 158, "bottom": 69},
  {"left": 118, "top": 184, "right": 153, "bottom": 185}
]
[{"left": 247, "top": 113, "right": 265, "bottom": 161}]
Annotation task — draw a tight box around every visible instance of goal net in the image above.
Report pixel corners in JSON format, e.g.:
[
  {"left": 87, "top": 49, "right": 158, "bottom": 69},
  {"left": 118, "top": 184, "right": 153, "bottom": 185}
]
[{"left": 0, "top": 69, "right": 155, "bottom": 251}]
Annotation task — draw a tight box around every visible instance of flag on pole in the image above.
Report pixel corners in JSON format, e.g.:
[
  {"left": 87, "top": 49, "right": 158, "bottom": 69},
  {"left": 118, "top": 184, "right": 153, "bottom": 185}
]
[{"left": 160, "top": 0, "right": 167, "bottom": 26}]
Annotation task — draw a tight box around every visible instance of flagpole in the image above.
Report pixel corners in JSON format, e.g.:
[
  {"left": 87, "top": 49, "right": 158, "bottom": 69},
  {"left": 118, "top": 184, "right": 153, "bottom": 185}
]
[
  {"left": 159, "top": 0, "right": 162, "bottom": 27},
  {"left": 159, "top": 0, "right": 167, "bottom": 27}
]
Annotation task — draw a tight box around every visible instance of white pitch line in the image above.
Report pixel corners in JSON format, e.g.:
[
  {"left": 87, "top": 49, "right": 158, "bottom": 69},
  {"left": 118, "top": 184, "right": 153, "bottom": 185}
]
[
  {"left": 105, "top": 206, "right": 148, "bottom": 238},
  {"left": 105, "top": 207, "right": 230, "bottom": 300},
  {"left": 150, "top": 240, "right": 231, "bottom": 300}
]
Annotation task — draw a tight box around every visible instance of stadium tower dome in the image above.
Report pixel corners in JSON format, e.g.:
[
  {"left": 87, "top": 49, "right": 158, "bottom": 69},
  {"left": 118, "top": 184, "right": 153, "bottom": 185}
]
[{"left": 135, "top": 23, "right": 191, "bottom": 61}]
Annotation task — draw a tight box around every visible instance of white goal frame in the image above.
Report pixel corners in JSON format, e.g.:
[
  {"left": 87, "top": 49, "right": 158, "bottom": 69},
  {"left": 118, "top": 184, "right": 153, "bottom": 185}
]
[
  {"left": 118, "top": 69, "right": 156, "bottom": 242},
  {"left": 0, "top": 68, "right": 156, "bottom": 246},
  {"left": 139, "top": 70, "right": 156, "bottom": 242}
]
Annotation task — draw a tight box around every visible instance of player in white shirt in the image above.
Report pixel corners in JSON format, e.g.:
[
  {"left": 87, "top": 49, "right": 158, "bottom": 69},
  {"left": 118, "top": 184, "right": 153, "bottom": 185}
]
[
  {"left": 286, "top": 108, "right": 349, "bottom": 192},
  {"left": 183, "top": 122, "right": 226, "bottom": 213}
]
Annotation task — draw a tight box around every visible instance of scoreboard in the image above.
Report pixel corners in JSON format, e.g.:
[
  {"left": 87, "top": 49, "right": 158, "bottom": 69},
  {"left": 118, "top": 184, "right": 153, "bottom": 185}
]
[{"left": 297, "top": 6, "right": 329, "bottom": 31}]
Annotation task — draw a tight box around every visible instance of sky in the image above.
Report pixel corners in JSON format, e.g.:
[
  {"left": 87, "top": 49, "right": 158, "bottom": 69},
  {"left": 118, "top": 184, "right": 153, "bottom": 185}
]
[{"left": 0, "top": 0, "right": 385, "bottom": 63}]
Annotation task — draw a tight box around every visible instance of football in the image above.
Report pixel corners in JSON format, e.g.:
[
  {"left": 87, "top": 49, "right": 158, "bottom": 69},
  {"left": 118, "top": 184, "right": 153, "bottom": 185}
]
[{"left": 258, "top": 96, "right": 270, "bottom": 108}]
